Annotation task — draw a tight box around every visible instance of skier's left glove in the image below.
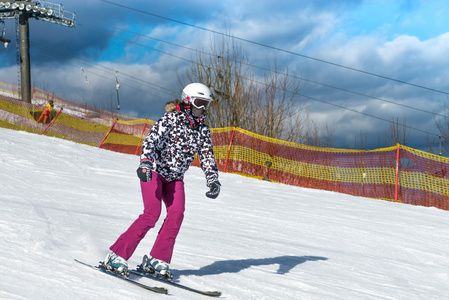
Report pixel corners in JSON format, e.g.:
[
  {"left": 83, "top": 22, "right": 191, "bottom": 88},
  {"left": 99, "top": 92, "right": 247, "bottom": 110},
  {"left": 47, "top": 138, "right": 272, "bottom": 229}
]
[
  {"left": 206, "top": 181, "right": 221, "bottom": 199},
  {"left": 136, "top": 160, "right": 152, "bottom": 182}
]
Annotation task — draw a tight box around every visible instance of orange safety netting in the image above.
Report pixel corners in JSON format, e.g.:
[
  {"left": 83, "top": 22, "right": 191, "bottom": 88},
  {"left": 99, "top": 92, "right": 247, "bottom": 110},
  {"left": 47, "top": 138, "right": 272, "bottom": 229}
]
[
  {"left": 99, "top": 118, "right": 155, "bottom": 155},
  {"left": 201, "top": 127, "right": 449, "bottom": 210},
  {"left": 1, "top": 85, "right": 449, "bottom": 211}
]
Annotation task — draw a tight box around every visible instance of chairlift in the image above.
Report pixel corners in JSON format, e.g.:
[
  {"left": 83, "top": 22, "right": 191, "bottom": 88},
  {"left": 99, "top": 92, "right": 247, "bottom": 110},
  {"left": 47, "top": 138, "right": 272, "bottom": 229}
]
[
  {"left": 0, "top": 21, "right": 11, "bottom": 48},
  {"left": 115, "top": 71, "right": 120, "bottom": 110}
]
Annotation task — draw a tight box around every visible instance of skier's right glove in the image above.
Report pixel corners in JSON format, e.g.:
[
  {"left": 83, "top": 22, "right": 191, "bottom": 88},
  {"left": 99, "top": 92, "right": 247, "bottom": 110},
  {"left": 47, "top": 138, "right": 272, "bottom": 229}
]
[
  {"left": 136, "top": 160, "right": 152, "bottom": 182},
  {"left": 206, "top": 181, "right": 221, "bottom": 199}
]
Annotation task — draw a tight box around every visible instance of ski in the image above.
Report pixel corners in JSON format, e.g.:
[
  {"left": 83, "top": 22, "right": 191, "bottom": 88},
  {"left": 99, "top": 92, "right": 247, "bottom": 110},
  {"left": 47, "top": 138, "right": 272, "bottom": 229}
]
[
  {"left": 130, "top": 267, "right": 222, "bottom": 297},
  {"left": 74, "top": 259, "right": 168, "bottom": 295}
]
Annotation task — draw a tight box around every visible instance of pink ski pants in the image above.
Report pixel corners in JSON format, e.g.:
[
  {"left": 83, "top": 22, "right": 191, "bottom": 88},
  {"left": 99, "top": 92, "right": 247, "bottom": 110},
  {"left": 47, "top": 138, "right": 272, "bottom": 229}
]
[{"left": 109, "top": 171, "right": 185, "bottom": 263}]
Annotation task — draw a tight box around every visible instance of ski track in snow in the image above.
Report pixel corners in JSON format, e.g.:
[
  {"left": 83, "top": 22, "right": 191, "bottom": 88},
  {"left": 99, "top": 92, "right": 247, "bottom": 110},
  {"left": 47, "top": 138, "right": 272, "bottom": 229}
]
[{"left": 0, "top": 127, "right": 449, "bottom": 299}]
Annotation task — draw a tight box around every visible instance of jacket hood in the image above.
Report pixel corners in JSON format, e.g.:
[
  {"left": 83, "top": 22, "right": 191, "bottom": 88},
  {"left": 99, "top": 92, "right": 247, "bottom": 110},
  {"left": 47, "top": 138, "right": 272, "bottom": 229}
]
[{"left": 165, "top": 100, "right": 182, "bottom": 112}]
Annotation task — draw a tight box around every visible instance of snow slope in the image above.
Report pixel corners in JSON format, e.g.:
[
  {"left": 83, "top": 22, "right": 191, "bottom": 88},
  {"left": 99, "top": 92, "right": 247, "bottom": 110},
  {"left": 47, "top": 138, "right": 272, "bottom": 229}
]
[{"left": 0, "top": 126, "right": 448, "bottom": 300}]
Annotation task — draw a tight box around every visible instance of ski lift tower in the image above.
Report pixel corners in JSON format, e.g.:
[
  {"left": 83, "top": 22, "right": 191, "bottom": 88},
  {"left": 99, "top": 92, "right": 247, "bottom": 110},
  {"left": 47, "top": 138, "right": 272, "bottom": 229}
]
[{"left": 0, "top": 1, "right": 75, "bottom": 103}]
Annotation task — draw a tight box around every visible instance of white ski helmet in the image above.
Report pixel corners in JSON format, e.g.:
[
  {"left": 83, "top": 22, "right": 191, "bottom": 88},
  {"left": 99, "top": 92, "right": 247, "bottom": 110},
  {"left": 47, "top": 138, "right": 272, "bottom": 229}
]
[{"left": 181, "top": 83, "right": 213, "bottom": 116}]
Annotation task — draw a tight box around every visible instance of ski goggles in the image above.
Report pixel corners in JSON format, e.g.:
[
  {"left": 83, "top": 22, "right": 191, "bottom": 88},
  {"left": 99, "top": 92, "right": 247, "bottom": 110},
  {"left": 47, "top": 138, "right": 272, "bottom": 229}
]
[{"left": 191, "top": 97, "right": 211, "bottom": 110}]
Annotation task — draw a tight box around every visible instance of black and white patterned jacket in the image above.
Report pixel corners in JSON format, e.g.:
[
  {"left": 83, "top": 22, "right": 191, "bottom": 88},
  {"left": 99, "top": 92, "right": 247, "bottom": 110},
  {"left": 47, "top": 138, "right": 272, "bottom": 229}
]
[{"left": 140, "top": 101, "right": 219, "bottom": 186}]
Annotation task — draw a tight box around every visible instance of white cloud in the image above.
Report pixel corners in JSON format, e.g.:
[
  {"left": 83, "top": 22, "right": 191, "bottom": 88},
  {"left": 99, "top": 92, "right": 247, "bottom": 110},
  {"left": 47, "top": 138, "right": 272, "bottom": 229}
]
[{"left": 2, "top": 0, "right": 448, "bottom": 151}]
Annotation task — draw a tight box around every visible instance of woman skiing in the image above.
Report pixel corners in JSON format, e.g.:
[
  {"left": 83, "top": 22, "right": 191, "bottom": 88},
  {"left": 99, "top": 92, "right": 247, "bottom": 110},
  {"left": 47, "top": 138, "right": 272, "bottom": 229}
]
[{"left": 104, "top": 83, "right": 221, "bottom": 279}]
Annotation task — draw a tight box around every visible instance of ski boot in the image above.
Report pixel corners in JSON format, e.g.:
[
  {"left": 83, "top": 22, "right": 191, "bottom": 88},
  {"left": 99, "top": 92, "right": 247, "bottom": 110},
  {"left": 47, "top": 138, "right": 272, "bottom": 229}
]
[
  {"left": 103, "top": 252, "right": 129, "bottom": 277},
  {"left": 140, "top": 255, "right": 173, "bottom": 281}
]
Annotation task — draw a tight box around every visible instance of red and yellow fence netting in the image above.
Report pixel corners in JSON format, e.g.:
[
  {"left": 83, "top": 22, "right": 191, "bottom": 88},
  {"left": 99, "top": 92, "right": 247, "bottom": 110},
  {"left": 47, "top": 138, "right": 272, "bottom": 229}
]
[
  {"left": 0, "top": 91, "right": 113, "bottom": 147},
  {"left": 99, "top": 118, "right": 155, "bottom": 155},
  {"left": 203, "top": 127, "right": 449, "bottom": 210},
  {"left": 1, "top": 88, "right": 448, "bottom": 211}
]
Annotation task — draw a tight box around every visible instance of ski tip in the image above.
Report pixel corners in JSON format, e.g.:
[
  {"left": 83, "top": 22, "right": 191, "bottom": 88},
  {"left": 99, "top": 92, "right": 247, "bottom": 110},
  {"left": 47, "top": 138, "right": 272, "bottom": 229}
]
[
  {"left": 208, "top": 291, "right": 222, "bottom": 297},
  {"left": 156, "top": 287, "right": 169, "bottom": 294},
  {"left": 148, "top": 286, "right": 169, "bottom": 294}
]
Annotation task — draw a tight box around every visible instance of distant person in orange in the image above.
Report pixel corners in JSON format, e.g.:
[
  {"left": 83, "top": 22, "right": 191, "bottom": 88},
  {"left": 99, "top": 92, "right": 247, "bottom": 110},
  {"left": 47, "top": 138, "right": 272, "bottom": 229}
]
[{"left": 37, "top": 100, "right": 54, "bottom": 124}]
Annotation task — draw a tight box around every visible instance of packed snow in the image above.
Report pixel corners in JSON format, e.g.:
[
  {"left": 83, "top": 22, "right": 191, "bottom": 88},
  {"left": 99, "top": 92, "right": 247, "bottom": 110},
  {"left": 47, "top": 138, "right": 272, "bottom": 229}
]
[{"left": 1, "top": 126, "right": 448, "bottom": 299}]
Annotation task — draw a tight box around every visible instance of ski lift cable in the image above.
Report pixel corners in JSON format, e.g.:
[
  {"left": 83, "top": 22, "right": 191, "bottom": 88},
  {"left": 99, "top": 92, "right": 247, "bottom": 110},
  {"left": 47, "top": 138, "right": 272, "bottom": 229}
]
[{"left": 77, "top": 17, "right": 447, "bottom": 120}]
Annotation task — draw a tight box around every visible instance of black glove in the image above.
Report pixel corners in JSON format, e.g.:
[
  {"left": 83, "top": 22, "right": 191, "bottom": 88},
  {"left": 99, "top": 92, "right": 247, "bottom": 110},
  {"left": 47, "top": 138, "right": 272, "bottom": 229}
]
[
  {"left": 136, "top": 161, "right": 152, "bottom": 182},
  {"left": 206, "top": 181, "right": 221, "bottom": 199}
]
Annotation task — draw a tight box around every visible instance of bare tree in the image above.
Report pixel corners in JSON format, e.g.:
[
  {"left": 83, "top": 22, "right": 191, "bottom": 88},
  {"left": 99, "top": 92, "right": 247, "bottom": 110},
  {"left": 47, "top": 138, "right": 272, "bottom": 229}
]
[
  {"left": 299, "top": 111, "right": 335, "bottom": 147},
  {"left": 385, "top": 116, "right": 410, "bottom": 146},
  {"left": 435, "top": 102, "right": 449, "bottom": 155},
  {"left": 178, "top": 36, "right": 317, "bottom": 143},
  {"left": 347, "top": 130, "right": 368, "bottom": 150}
]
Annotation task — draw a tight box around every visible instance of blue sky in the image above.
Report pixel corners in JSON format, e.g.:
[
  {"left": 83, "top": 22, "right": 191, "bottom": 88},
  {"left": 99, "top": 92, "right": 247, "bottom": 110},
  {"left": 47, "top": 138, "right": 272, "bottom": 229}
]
[
  {"left": 342, "top": 0, "right": 449, "bottom": 40},
  {"left": 1, "top": 0, "right": 449, "bottom": 152}
]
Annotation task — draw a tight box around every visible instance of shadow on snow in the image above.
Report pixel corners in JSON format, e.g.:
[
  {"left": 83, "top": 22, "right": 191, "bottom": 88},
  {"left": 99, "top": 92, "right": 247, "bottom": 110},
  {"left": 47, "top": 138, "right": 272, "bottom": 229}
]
[{"left": 174, "top": 255, "right": 328, "bottom": 277}]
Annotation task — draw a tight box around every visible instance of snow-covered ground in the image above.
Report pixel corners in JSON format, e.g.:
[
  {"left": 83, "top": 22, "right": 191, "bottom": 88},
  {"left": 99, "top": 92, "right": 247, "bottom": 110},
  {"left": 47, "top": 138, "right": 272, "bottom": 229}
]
[{"left": 1, "top": 126, "right": 448, "bottom": 300}]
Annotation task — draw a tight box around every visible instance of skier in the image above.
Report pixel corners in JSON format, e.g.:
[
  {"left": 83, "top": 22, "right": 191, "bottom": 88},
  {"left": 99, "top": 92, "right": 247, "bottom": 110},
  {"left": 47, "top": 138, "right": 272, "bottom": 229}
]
[
  {"left": 37, "top": 100, "right": 54, "bottom": 124},
  {"left": 104, "top": 83, "right": 221, "bottom": 279}
]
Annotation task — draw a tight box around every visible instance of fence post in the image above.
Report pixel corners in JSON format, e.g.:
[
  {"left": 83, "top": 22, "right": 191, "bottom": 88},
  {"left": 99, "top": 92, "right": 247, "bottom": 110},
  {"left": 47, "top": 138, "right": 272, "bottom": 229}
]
[
  {"left": 394, "top": 143, "right": 400, "bottom": 202},
  {"left": 224, "top": 128, "right": 236, "bottom": 173},
  {"left": 135, "top": 119, "right": 149, "bottom": 155},
  {"left": 41, "top": 107, "right": 63, "bottom": 135},
  {"left": 99, "top": 119, "right": 117, "bottom": 148}
]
